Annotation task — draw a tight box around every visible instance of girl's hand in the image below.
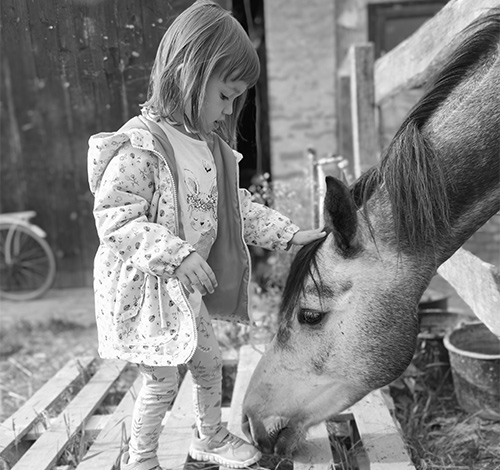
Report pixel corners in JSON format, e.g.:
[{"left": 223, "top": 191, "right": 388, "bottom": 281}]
[
  {"left": 173, "top": 252, "right": 218, "bottom": 295},
  {"left": 290, "top": 228, "right": 327, "bottom": 246}
]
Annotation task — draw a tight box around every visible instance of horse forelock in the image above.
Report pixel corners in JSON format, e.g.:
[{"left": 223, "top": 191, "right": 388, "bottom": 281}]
[
  {"left": 351, "top": 10, "right": 500, "bottom": 260},
  {"left": 277, "top": 238, "right": 326, "bottom": 345}
]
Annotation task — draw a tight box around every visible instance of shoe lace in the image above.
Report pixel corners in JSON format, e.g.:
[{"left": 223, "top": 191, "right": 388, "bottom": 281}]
[{"left": 221, "top": 432, "right": 245, "bottom": 449}]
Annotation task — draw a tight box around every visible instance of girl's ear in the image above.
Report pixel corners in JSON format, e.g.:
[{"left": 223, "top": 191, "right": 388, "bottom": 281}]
[{"left": 324, "top": 176, "right": 360, "bottom": 255}]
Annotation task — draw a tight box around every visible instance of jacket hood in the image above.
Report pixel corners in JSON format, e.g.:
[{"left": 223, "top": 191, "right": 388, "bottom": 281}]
[{"left": 87, "top": 128, "right": 156, "bottom": 195}]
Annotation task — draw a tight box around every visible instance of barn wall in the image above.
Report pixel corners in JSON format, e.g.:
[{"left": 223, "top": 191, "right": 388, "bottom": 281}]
[
  {"left": 264, "top": 0, "right": 337, "bottom": 183},
  {"left": 0, "top": 0, "right": 196, "bottom": 287}
]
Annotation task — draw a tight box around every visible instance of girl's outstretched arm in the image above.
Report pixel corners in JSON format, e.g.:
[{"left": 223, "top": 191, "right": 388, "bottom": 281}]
[{"left": 289, "top": 228, "right": 327, "bottom": 246}]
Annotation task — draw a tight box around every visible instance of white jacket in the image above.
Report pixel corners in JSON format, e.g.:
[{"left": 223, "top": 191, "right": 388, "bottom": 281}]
[{"left": 87, "top": 116, "right": 299, "bottom": 366}]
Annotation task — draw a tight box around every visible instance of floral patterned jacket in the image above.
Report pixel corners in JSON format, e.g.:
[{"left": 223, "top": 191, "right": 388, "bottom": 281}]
[{"left": 87, "top": 116, "right": 299, "bottom": 366}]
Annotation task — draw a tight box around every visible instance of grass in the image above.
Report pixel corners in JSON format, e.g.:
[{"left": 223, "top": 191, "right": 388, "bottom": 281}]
[
  {"left": 1, "top": 286, "right": 499, "bottom": 470},
  {"left": 390, "top": 338, "right": 500, "bottom": 470}
]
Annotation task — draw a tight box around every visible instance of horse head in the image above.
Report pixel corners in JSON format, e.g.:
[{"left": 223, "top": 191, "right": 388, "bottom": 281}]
[
  {"left": 243, "top": 176, "right": 426, "bottom": 455},
  {"left": 243, "top": 10, "right": 500, "bottom": 456}
]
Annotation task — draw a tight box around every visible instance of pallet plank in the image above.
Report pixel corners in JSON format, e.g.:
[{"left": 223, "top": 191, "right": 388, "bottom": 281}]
[
  {"left": 220, "top": 345, "right": 264, "bottom": 470},
  {"left": 225, "top": 345, "right": 263, "bottom": 438},
  {"left": 25, "top": 414, "right": 110, "bottom": 440},
  {"left": 350, "top": 389, "right": 416, "bottom": 470},
  {"left": 293, "top": 422, "right": 334, "bottom": 470},
  {"left": 0, "top": 356, "right": 95, "bottom": 457},
  {"left": 12, "top": 360, "right": 127, "bottom": 470},
  {"left": 76, "top": 375, "right": 142, "bottom": 470},
  {"left": 158, "top": 372, "right": 195, "bottom": 468},
  {"left": 223, "top": 346, "right": 335, "bottom": 470}
]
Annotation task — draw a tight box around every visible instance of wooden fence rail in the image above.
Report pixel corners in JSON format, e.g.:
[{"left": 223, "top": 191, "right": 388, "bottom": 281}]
[{"left": 374, "top": 0, "right": 500, "bottom": 104}]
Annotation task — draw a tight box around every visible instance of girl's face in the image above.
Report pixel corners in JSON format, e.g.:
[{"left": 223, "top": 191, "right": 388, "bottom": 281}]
[{"left": 202, "top": 74, "right": 248, "bottom": 132}]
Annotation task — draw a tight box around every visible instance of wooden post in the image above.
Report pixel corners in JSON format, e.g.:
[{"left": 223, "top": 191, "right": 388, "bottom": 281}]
[
  {"left": 338, "top": 73, "right": 354, "bottom": 178},
  {"left": 349, "top": 44, "right": 379, "bottom": 178},
  {"left": 308, "top": 148, "right": 319, "bottom": 229}
]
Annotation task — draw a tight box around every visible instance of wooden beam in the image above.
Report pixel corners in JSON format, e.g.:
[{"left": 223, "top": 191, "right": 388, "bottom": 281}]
[
  {"left": 12, "top": 360, "right": 127, "bottom": 470},
  {"left": 349, "top": 44, "right": 379, "bottom": 178},
  {"left": 338, "top": 74, "right": 354, "bottom": 173},
  {"left": 0, "top": 356, "right": 95, "bottom": 457},
  {"left": 76, "top": 375, "right": 141, "bottom": 470},
  {"left": 350, "top": 389, "right": 416, "bottom": 470},
  {"left": 374, "top": 0, "right": 500, "bottom": 104},
  {"left": 158, "top": 372, "right": 195, "bottom": 468},
  {"left": 438, "top": 248, "right": 500, "bottom": 336}
]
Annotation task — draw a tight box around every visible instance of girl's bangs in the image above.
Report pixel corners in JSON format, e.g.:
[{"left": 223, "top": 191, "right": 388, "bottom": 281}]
[{"left": 220, "top": 38, "right": 260, "bottom": 87}]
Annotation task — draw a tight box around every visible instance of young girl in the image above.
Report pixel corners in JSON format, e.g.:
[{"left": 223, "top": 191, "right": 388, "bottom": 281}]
[{"left": 88, "top": 1, "right": 325, "bottom": 468}]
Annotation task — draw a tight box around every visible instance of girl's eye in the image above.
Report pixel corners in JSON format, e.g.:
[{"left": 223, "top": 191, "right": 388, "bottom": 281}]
[
  {"left": 297, "top": 309, "right": 326, "bottom": 326},
  {"left": 220, "top": 93, "right": 229, "bottom": 101}
]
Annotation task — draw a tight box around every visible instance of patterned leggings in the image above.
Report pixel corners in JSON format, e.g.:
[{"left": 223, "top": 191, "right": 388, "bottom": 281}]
[{"left": 128, "top": 303, "right": 223, "bottom": 463}]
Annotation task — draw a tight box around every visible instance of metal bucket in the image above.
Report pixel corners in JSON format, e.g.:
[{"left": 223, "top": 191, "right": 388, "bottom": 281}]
[
  {"left": 418, "top": 288, "right": 449, "bottom": 311},
  {"left": 443, "top": 322, "right": 500, "bottom": 420}
]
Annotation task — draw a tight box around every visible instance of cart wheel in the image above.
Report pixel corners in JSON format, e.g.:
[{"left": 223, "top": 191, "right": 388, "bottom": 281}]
[{"left": 0, "top": 223, "right": 56, "bottom": 301}]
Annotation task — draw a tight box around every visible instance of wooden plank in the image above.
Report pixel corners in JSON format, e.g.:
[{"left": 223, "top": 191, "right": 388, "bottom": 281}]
[
  {"left": 225, "top": 345, "right": 264, "bottom": 440},
  {"left": 76, "top": 375, "right": 142, "bottom": 470},
  {"left": 0, "top": 356, "right": 95, "bottom": 457},
  {"left": 293, "top": 422, "right": 334, "bottom": 470},
  {"left": 349, "top": 44, "right": 379, "bottom": 178},
  {"left": 219, "top": 345, "right": 263, "bottom": 470},
  {"left": 438, "top": 247, "right": 500, "bottom": 336},
  {"left": 12, "top": 360, "right": 127, "bottom": 470},
  {"left": 158, "top": 372, "right": 195, "bottom": 468},
  {"left": 25, "top": 414, "right": 110, "bottom": 441},
  {"left": 350, "top": 389, "right": 415, "bottom": 470},
  {"left": 374, "top": 0, "right": 500, "bottom": 104},
  {"left": 223, "top": 346, "right": 334, "bottom": 469}
]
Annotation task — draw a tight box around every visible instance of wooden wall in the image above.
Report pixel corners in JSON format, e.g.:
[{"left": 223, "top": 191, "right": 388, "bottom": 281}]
[{"left": 0, "top": 0, "right": 196, "bottom": 287}]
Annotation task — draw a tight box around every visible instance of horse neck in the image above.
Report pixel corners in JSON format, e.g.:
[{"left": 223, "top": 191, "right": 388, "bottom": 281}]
[{"left": 424, "top": 47, "right": 500, "bottom": 263}]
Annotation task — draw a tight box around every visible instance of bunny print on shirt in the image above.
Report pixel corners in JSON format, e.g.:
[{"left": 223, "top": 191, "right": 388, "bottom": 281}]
[{"left": 183, "top": 168, "right": 218, "bottom": 260}]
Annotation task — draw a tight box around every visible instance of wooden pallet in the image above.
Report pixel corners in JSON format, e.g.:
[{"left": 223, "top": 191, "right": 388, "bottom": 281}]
[{"left": 0, "top": 345, "right": 416, "bottom": 470}]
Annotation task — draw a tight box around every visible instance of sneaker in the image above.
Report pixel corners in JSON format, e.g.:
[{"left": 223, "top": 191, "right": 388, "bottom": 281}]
[
  {"left": 189, "top": 426, "right": 262, "bottom": 468},
  {"left": 120, "top": 450, "right": 164, "bottom": 470}
]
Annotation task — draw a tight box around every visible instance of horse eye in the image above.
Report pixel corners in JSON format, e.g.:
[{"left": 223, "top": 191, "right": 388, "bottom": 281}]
[{"left": 298, "top": 309, "right": 325, "bottom": 326}]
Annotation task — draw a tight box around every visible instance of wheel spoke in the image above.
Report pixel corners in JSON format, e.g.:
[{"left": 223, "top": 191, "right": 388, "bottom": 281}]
[{"left": 0, "top": 223, "right": 56, "bottom": 299}]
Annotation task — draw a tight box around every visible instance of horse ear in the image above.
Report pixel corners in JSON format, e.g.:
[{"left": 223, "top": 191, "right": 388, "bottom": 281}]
[{"left": 324, "top": 176, "right": 359, "bottom": 255}]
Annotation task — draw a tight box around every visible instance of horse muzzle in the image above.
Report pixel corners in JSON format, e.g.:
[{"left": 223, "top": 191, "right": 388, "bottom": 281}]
[{"left": 241, "top": 412, "right": 301, "bottom": 456}]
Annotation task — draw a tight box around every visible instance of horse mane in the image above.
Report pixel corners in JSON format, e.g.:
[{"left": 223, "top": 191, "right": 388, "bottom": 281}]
[
  {"left": 278, "top": 10, "right": 500, "bottom": 328},
  {"left": 352, "top": 10, "right": 500, "bottom": 256}
]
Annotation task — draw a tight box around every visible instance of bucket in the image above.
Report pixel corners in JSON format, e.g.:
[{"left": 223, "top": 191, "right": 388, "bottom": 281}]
[
  {"left": 443, "top": 322, "right": 500, "bottom": 420},
  {"left": 418, "top": 309, "right": 468, "bottom": 340},
  {"left": 418, "top": 288, "right": 449, "bottom": 311}
]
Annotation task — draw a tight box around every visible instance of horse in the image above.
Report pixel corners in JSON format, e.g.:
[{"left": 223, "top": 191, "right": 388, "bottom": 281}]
[{"left": 242, "top": 10, "right": 500, "bottom": 456}]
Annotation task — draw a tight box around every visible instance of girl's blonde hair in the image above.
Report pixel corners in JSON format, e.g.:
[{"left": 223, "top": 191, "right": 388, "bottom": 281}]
[{"left": 143, "top": 0, "right": 260, "bottom": 145}]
